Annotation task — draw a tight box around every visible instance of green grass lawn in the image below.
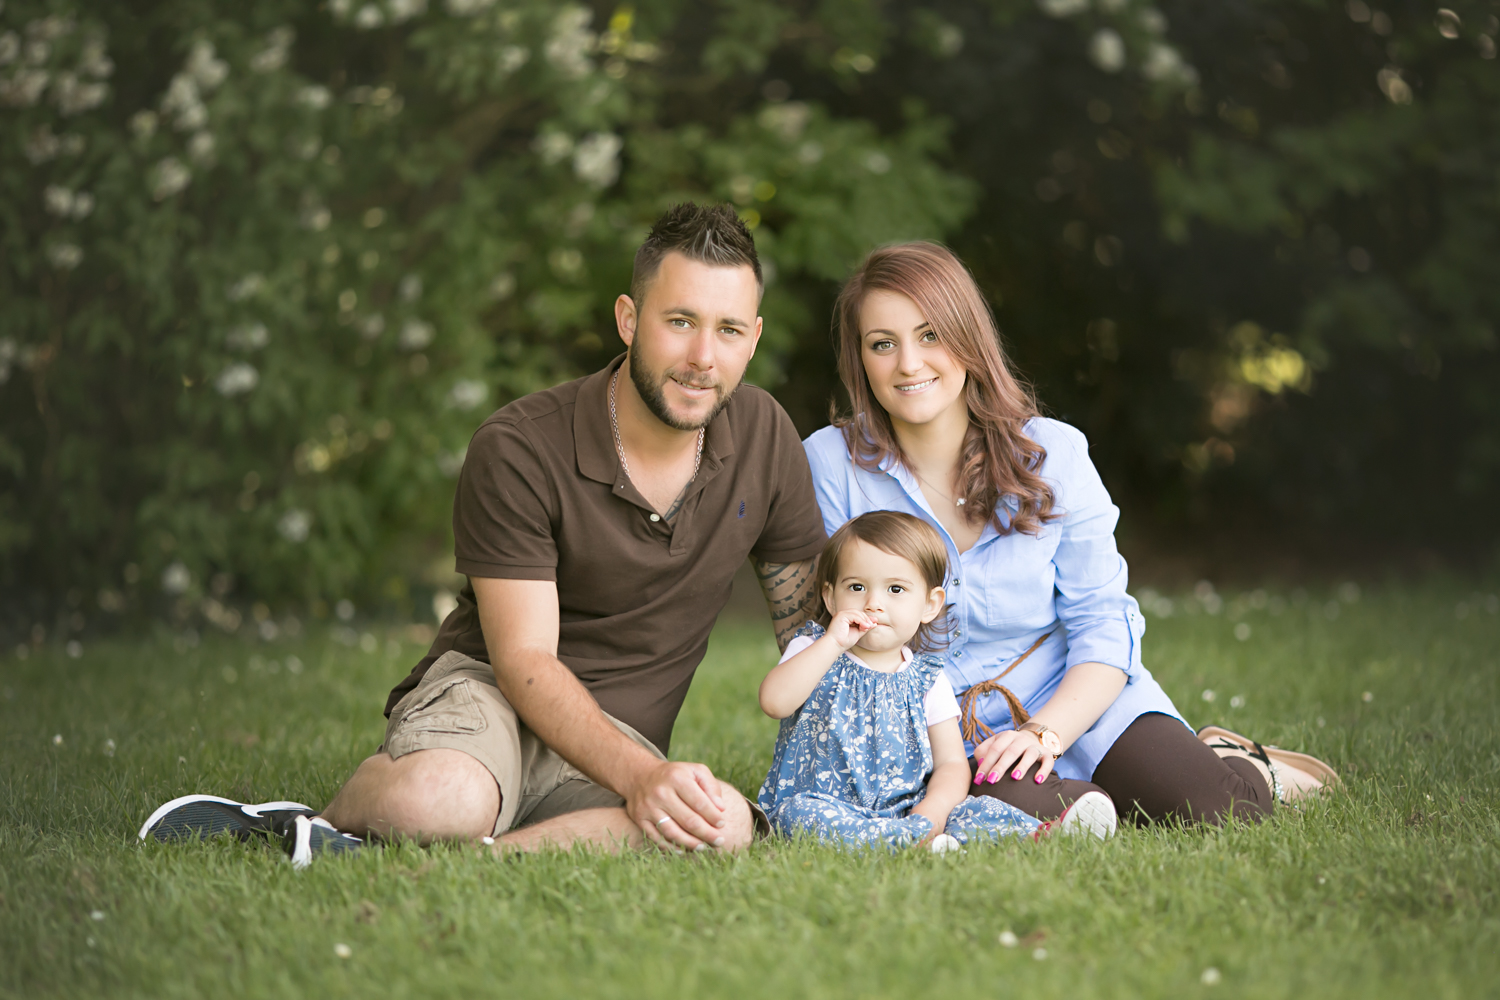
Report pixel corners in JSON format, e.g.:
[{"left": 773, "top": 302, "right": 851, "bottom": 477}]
[{"left": 2, "top": 582, "right": 1498, "bottom": 999}]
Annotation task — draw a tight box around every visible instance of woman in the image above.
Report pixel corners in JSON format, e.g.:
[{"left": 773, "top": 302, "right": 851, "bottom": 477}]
[{"left": 803, "top": 241, "right": 1336, "bottom": 826}]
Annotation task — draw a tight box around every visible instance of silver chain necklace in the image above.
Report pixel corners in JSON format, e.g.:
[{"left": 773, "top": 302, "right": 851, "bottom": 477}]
[{"left": 609, "top": 367, "right": 704, "bottom": 487}]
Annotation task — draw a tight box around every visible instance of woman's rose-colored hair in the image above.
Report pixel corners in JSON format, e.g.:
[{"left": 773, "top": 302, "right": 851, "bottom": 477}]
[{"left": 832, "top": 241, "right": 1058, "bottom": 536}]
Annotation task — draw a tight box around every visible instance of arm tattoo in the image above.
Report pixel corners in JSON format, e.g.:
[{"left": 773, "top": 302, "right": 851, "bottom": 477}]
[{"left": 750, "top": 556, "right": 821, "bottom": 652}]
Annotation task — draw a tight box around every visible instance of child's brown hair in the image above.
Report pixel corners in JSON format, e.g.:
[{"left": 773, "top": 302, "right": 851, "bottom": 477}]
[{"left": 813, "top": 511, "right": 952, "bottom": 653}]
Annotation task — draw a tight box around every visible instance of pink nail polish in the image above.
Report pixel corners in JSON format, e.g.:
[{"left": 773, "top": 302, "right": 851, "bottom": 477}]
[
  {"left": 1035, "top": 775, "right": 1044, "bottom": 784},
  {"left": 988, "top": 772, "right": 999, "bottom": 784},
  {"left": 1012, "top": 770, "right": 1022, "bottom": 780},
  {"left": 973, "top": 773, "right": 983, "bottom": 785}
]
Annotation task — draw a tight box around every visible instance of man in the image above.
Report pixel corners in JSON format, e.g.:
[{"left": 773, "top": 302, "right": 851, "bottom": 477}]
[{"left": 138, "top": 203, "right": 826, "bottom": 861}]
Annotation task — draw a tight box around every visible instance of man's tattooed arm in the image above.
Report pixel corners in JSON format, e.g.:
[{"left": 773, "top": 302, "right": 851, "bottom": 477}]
[{"left": 750, "top": 556, "right": 821, "bottom": 652}]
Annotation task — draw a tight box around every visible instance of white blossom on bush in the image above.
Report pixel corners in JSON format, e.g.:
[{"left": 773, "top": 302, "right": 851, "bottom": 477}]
[
  {"left": 546, "top": 7, "right": 594, "bottom": 79},
  {"left": 573, "top": 132, "right": 622, "bottom": 187},
  {"left": 446, "top": 379, "right": 487, "bottom": 410},
  {"left": 0, "top": 33, "right": 19, "bottom": 66},
  {"left": 214, "top": 362, "right": 259, "bottom": 396},
  {"left": 46, "top": 242, "right": 83, "bottom": 269},
  {"left": 399, "top": 274, "right": 423, "bottom": 302},
  {"left": 354, "top": 5, "right": 384, "bottom": 30},
  {"left": 759, "top": 102, "right": 810, "bottom": 142},
  {"left": 151, "top": 157, "right": 191, "bottom": 200},
  {"left": 186, "top": 39, "right": 227, "bottom": 89},
  {"left": 227, "top": 273, "right": 263, "bottom": 301},
  {"left": 398, "top": 317, "right": 434, "bottom": 350},
  {"left": 388, "top": 0, "right": 428, "bottom": 23},
  {"left": 53, "top": 72, "right": 108, "bottom": 114},
  {"left": 1038, "top": 0, "right": 1088, "bottom": 17},
  {"left": 161, "top": 562, "right": 191, "bottom": 594},
  {"left": 225, "top": 322, "right": 268, "bottom": 350},
  {"left": 250, "top": 27, "right": 293, "bottom": 72},
  {"left": 277, "top": 509, "right": 311, "bottom": 543},
  {"left": 297, "top": 84, "right": 331, "bottom": 109},
  {"left": 188, "top": 130, "right": 215, "bottom": 162},
  {"left": 1089, "top": 29, "right": 1126, "bottom": 73},
  {"left": 498, "top": 45, "right": 530, "bottom": 74},
  {"left": 1142, "top": 43, "right": 1196, "bottom": 84},
  {"left": 445, "top": 0, "right": 497, "bottom": 18}
]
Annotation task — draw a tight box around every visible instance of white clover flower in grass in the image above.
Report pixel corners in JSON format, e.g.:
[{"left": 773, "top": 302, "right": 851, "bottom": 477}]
[
  {"left": 226, "top": 322, "right": 268, "bottom": 350},
  {"left": 354, "top": 5, "right": 384, "bottom": 29},
  {"left": 446, "top": 379, "right": 488, "bottom": 411},
  {"left": 46, "top": 242, "right": 82, "bottom": 270},
  {"left": 215, "top": 361, "right": 259, "bottom": 396},
  {"left": 162, "top": 562, "right": 191, "bottom": 594},
  {"left": 573, "top": 132, "right": 622, "bottom": 188},
  {"left": 1088, "top": 29, "right": 1126, "bottom": 73},
  {"left": 398, "top": 318, "right": 434, "bottom": 350},
  {"left": 277, "top": 509, "right": 311, "bottom": 543},
  {"left": 152, "top": 157, "right": 191, "bottom": 200},
  {"left": 1038, "top": 0, "right": 1088, "bottom": 17}
]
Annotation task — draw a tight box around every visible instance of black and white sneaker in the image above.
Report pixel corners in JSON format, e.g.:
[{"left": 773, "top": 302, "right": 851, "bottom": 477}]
[
  {"left": 283, "top": 814, "right": 364, "bottom": 870},
  {"left": 137, "top": 794, "right": 315, "bottom": 844}
]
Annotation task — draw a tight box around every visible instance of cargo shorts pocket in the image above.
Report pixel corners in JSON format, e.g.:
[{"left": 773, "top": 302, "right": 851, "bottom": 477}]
[{"left": 398, "top": 678, "right": 487, "bottom": 736}]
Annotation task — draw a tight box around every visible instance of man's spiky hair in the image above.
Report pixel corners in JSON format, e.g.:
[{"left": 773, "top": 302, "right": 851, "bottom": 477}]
[{"left": 629, "top": 202, "right": 762, "bottom": 306}]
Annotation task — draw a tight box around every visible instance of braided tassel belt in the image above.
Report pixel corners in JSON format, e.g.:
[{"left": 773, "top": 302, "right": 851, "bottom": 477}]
[{"left": 957, "top": 628, "right": 1057, "bottom": 745}]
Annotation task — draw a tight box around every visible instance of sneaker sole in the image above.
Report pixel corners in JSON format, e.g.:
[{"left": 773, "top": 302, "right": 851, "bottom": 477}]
[
  {"left": 1057, "top": 791, "right": 1118, "bottom": 840},
  {"left": 137, "top": 794, "right": 314, "bottom": 842}
]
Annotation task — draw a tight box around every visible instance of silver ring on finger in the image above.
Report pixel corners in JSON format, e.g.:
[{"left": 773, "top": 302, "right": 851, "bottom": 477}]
[{"left": 656, "top": 816, "right": 672, "bottom": 829}]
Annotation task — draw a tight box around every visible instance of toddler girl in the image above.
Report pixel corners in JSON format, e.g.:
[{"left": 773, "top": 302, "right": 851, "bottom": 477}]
[{"left": 758, "top": 511, "right": 1108, "bottom": 850}]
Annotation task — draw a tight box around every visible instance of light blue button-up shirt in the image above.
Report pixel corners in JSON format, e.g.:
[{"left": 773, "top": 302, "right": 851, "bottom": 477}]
[{"left": 803, "top": 417, "right": 1188, "bottom": 781}]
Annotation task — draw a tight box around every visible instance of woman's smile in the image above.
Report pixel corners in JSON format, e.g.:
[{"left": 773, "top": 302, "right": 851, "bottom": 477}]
[{"left": 896, "top": 377, "right": 938, "bottom": 393}]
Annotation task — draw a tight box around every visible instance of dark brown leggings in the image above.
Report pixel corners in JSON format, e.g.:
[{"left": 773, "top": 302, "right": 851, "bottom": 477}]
[{"left": 967, "top": 712, "right": 1273, "bottom": 826}]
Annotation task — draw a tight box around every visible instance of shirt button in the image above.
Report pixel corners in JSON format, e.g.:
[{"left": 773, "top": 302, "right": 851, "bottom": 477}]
[{"left": 649, "top": 513, "right": 660, "bottom": 522}]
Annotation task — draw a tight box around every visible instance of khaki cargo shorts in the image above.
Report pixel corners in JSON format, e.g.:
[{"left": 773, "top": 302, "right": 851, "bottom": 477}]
[{"left": 382, "top": 650, "right": 667, "bottom": 837}]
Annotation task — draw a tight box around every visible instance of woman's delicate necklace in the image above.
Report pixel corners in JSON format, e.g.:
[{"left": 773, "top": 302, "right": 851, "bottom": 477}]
[
  {"left": 610, "top": 367, "right": 704, "bottom": 485},
  {"left": 914, "top": 468, "right": 965, "bottom": 507}
]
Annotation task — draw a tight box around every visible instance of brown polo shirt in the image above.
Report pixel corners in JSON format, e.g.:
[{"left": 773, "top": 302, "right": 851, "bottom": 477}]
[{"left": 384, "top": 356, "right": 827, "bottom": 753}]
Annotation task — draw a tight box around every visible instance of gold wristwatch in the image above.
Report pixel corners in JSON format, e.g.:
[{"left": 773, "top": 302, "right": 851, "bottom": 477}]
[{"left": 1020, "top": 722, "right": 1063, "bottom": 760}]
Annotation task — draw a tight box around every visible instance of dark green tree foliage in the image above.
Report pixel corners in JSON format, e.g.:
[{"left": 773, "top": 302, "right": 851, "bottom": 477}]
[
  {"left": 770, "top": 0, "right": 1498, "bottom": 556},
  {"left": 0, "top": 0, "right": 970, "bottom": 622},
  {"left": 2, "top": 0, "right": 1495, "bottom": 628}
]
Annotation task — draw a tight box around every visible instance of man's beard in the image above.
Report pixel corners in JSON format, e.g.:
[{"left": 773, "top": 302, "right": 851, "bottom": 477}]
[{"left": 627, "top": 350, "right": 736, "bottom": 431}]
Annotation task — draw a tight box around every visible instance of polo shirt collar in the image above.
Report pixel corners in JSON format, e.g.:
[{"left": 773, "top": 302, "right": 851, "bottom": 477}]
[{"left": 574, "top": 354, "right": 738, "bottom": 487}]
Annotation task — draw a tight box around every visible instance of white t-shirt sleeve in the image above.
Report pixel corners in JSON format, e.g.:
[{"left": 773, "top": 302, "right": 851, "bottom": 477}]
[
  {"left": 777, "top": 634, "right": 816, "bottom": 663},
  {"left": 925, "top": 672, "right": 961, "bottom": 728}
]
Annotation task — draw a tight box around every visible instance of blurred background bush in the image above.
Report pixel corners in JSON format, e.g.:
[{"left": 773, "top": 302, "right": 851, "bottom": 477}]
[{"left": 2, "top": 0, "right": 1496, "bottom": 631}]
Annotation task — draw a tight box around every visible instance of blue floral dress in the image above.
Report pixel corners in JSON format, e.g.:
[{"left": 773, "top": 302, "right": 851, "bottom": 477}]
[{"left": 757, "top": 623, "right": 1041, "bottom": 849}]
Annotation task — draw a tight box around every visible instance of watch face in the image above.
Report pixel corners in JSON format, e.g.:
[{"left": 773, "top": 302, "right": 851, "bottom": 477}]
[{"left": 1040, "top": 731, "right": 1062, "bottom": 754}]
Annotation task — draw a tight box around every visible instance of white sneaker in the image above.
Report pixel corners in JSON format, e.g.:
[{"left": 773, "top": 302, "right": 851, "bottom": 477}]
[
  {"left": 1053, "top": 790, "right": 1117, "bottom": 840},
  {"left": 929, "top": 833, "right": 963, "bottom": 854}
]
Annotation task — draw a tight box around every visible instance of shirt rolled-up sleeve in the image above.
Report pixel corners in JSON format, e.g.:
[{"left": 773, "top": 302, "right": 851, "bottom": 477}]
[{"left": 1046, "top": 424, "right": 1145, "bottom": 681}]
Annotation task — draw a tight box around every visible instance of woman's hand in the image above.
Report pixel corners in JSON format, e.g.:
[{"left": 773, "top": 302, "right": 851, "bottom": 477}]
[
  {"left": 972, "top": 728, "right": 1052, "bottom": 786},
  {"left": 825, "top": 609, "right": 878, "bottom": 650}
]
